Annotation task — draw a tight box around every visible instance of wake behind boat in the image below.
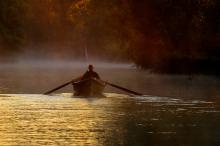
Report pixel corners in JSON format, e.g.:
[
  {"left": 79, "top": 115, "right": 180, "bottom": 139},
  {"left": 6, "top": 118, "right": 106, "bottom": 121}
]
[{"left": 72, "top": 78, "right": 106, "bottom": 97}]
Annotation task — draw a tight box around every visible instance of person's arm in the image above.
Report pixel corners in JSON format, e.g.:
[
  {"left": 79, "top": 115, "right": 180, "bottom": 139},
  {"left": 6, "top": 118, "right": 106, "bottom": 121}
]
[
  {"left": 72, "top": 76, "right": 82, "bottom": 83},
  {"left": 82, "top": 71, "right": 89, "bottom": 79},
  {"left": 95, "top": 72, "right": 100, "bottom": 79},
  {"left": 72, "top": 72, "right": 87, "bottom": 83}
]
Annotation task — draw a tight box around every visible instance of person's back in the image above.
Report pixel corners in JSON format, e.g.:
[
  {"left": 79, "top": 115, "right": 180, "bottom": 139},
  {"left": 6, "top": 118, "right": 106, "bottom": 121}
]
[{"left": 82, "top": 65, "right": 100, "bottom": 80}]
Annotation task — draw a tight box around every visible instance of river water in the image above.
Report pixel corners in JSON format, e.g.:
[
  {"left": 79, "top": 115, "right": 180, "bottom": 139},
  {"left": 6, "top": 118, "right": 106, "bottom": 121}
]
[{"left": 0, "top": 62, "right": 219, "bottom": 146}]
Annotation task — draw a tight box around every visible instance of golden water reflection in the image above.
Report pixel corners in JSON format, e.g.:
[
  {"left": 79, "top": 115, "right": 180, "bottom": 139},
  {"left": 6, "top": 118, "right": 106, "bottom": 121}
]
[
  {"left": 0, "top": 93, "right": 219, "bottom": 146},
  {"left": 0, "top": 94, "right": 124, "bottom": 146}
]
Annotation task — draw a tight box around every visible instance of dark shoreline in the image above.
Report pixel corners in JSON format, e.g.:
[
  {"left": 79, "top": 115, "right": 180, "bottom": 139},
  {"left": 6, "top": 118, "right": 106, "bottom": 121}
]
[{"left": 137, "top": 58, "right": 220, "bottom": 76}]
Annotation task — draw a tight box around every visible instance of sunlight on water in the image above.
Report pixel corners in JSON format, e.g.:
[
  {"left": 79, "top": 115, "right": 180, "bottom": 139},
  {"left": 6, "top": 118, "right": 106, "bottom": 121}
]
[
  {"left": 0, "top": 94, "right": 111, "bottom": 145},
  {"left": 0, "top": 64, "right": 219, "bottom": 145},
  {"left": 0, "top": 93, "right": 219, "bottom": 145}
]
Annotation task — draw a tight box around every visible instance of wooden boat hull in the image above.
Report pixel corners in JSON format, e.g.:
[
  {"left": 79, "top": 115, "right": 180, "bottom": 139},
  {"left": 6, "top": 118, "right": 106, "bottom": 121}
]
[{"left": 72, "top": 78, "right": 105, "bottom": 97}]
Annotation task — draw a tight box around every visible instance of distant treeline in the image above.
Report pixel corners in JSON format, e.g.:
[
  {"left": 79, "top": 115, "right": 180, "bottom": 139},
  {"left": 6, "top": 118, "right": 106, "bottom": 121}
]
[{"left": 0, "top": 0, "right": 219, "bottom": 74}]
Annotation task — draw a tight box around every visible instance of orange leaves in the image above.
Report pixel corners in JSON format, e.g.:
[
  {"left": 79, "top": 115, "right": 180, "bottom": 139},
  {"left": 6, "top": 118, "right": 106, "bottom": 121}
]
[{"left": 68, "top": 0, "right": 91, "bottom": 23}]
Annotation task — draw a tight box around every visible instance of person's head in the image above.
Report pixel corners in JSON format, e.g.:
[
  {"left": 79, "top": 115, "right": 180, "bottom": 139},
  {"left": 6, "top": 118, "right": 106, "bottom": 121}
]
[{"left": 88, "top": 64, "right": 94, "bottom": 71}]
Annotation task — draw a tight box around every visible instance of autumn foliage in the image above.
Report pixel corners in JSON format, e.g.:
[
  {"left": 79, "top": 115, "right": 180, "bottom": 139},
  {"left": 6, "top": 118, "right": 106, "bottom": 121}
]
[{"left": 0, "top": 0, "right": 219, "bottom": 74}]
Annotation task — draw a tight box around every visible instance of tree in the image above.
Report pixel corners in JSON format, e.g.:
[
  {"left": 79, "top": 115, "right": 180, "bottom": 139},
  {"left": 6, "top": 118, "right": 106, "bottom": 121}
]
[{"left": 0, "top": 0, "right": 29, "bottom": 55}]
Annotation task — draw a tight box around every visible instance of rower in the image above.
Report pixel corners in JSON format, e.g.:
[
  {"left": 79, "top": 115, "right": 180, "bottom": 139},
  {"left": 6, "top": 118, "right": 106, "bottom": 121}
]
[{"left": 81, "top": 64, "right": 100, "bottom": 80}]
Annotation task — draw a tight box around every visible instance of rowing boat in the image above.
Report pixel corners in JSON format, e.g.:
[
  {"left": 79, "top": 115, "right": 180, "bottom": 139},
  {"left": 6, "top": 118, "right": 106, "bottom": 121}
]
[{"left": 72, "top": 78, "right": 106, "bottom": 97}]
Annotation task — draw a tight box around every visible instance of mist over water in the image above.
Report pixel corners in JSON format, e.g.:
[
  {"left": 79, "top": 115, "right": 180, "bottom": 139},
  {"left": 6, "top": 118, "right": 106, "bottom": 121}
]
[
  {"left": 0, "top": 60, "right": 132, "bottom": 69},
  {"left": 0, "top": 0, "right": 219, "bottom": 145},
  {"left": 0, "top": 60, "right": 219, "bottom": 99},
  {"left": 0, "top": 61, "right": 219, "bottom": 145}
]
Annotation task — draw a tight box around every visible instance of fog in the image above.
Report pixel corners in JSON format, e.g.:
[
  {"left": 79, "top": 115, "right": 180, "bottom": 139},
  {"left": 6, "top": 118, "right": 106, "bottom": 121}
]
[
  {"left": 0, "top": 1, "right": 219, "bottom": 145},
  {"left": 0, "top": 60, "right": 133, "bottom": 69},
  {"left": 0, "top": 61, "right": 219, "bottom": 100}
]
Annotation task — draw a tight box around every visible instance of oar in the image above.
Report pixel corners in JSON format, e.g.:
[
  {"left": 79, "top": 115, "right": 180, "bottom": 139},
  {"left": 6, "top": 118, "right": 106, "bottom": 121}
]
[
  {"left": 44, "top": 77, "right": 81, "bottom": 95},
  {"left": 104, "top": 80, "right": 143, "bottom": 96},
  {"left": 44, "top": 80, "right": 72, "bottom": 95}
]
